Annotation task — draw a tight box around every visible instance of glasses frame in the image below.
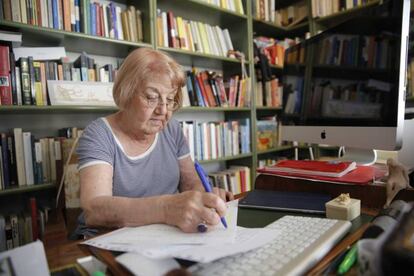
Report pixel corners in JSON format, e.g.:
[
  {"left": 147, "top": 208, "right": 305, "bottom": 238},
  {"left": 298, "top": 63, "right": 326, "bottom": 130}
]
[{"left": 139, "top": 94, "right": 180, "bottom": 111}]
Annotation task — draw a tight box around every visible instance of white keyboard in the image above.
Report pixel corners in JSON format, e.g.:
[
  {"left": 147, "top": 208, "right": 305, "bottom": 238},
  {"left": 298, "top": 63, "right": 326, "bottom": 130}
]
[{"left": 189, "top": 216, "right": 351, "bottom": 276}]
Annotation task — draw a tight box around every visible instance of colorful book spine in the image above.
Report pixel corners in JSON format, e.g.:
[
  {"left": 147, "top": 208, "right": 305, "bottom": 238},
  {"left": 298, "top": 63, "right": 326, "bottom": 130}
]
[{"left": 0, "top": 45, "right": 12, "bottom": 105}]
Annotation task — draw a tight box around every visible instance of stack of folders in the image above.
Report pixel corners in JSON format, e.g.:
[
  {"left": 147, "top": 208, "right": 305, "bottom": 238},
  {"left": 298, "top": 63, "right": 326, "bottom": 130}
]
[{"left": 261, "top": 160, "right": 357, "bottom": 178}]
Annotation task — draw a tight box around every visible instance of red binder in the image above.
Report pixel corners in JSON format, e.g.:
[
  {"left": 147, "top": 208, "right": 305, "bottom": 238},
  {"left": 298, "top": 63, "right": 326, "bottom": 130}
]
[{"left": 257, "top": 164, "right": 385, "bottom": 185}]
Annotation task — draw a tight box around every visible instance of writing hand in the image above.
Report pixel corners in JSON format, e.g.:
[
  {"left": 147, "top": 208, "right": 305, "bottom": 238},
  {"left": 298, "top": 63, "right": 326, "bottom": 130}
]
[{"left": 163, "top": 191, "right": 226, "bottom": 233}]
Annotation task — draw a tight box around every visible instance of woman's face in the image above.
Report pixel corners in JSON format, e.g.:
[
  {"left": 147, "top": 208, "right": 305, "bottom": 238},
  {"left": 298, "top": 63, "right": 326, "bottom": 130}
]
[{"left": 127, "top": 75, "right": 177, "bottom": 135}]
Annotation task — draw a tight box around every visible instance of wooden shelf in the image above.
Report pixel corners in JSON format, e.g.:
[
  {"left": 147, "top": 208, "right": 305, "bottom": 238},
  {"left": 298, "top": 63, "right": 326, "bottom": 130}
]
[
  {"left": 256, "top": 106, "right": 282, "bottom": 111},
  {"left": 0, "top": 20, "right": 151, "bottom": 57},
  {"left": 257, "top": 146, "right": 293, "bottom": 155},
  {"left": 0, "top": 105, "right": 118, "bottom": 114},
  {"left": 198, "top": 153, "right": 253, "bottom": 164},
  {"left": 179, "top": 106, "right": 250, "bottom": 112},
  {"left": 157, "top": 46, "right": 247, "bottom": 64},
  {"left": 186, "top": 0, "right": 248, "bottom": 19},
  {"left": 253, "top": 18, "right": 309, "bottom": 37},
  {"left": 0, "top": 183, "right": 56, "bottom": 196}
]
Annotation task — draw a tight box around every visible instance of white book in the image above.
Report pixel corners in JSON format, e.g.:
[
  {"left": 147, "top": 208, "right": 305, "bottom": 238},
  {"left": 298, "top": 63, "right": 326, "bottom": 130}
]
[
  {"left": 22, "top": 132, "right": 34, "bottom": 185},
  {"left": 13, "top": 47, "right": 67, "bottom": 61},
  {"left": 47, "top": 0, "right": 53, "bottom": 28},
  {"left": 102, "top": 3, "right": 109, "bottom": 38},
  {"left": 222, "top": 29, "right": 234, "bottom": 52},
  {"left": 13, "top": 128, "right": 26, "bottom": 186},
  {"left": 40, "top": 0, "right": 49, "bottom": 28},
  {"left": 215, "top": 26, "right": 228, "bottom": 57},
  {"left": 204, "top": 25, "right": 217, "bottom": 56},
  {"left": 202, "top": 123, "right": 209, "bottom": 160},
  {"left": 70, "top": 0, "right": 76, "bottom": 27},
  {"left": 116, "top": 6, "right": 124, "bottom": 40},
  {"left": 211, "top": 26, "right": 224, "bottom": 56},
  {"left": 210, "top": 123, "right": 217, "bottom": 159},
  {"left": 20, "top": 0, "right": 27, "bottom": 24},
  {"left": 191, "top": 21, "right": 203, "bottom": 53},
  {"left": 161, "top": 12, "right": 169, "bottom": 47},
  {"left": 187, "top": 122, "right": 195, "bottom": 161},
  {"left": 181, "top": 85, "right": 191, "bottom": 107}
]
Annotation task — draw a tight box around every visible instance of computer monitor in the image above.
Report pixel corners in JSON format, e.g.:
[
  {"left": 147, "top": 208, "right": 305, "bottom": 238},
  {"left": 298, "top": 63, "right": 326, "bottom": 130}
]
[{"left": 281, "top": 0, "right": 410, "bottom": 165}]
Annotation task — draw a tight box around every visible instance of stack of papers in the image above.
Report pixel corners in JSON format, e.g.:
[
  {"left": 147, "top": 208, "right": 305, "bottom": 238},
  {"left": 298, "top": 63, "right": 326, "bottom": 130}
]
[
  {"left": 262, "top": 160, "right": 357, "bottom": 178},
  {"left": 83, "top": 200, "right": 281, "bottom": 274}
]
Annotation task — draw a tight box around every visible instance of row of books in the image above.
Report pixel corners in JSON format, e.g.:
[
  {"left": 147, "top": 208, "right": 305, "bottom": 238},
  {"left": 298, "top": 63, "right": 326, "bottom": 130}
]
[
  {"left": 208, "top": 166, "right": 251, "bottom": 195},
  {"left": 254, "top": 36, "right": 301, "bottom": 67},
  {"left": 0, "top": 0, "right": 144, "bottom": 42},
  {"left": 199, "top": 0, "right": 245, "bottom": 15},
  {"left": 253, "top": 0, "right": 308, "bottom": 27},
  {"left": 181, "top": 119, "right": 250, "bottom": 162},
  {"left": 255, "top": 78, "right": 283, "bottom": 108},
  {"left": 0, "top": 197, "right": 48, "bottom": 250},
  {"left": 317, "top": 35, "right": 393, "bottom": 69},
  {"left": 309, "top": 79, "right": 386, "bottom": 118},
  {"left": 0, "top": 46, "right": 116, "bottom": 106},
  {"left": 181, "top": 70, "right": 250, "bottom": 108},
  {"left": 156, "top": 10, "right": 236, "bottom": 58},
  {"left": 311, "top": 0, "right": 376, "bottom": 18},
  {"left": 0, "top": 127, "right": 81, "bottom": 189}
]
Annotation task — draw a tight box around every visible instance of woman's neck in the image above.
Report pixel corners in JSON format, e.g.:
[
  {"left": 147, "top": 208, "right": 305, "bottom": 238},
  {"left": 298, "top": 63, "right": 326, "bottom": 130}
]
[{"left": 109, "top": 112, "right": 154, "bottom": 144}]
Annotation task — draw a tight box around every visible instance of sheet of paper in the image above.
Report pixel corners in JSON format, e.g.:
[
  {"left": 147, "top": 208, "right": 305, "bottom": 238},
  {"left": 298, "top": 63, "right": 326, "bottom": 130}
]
[
  {"left": 0, "top": 241, "right": 49, "bottom": 275},
  {"left": 143, "top": 227, "right": 281, "bottom": 263},
  {"left": 83, "top": 199, "right": 239, "bottom": 253},
  {"left": 116, "top": 253, "right": 180, "bottom": 276}
]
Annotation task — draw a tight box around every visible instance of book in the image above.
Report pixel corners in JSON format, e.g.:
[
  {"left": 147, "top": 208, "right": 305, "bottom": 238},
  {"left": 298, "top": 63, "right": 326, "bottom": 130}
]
[
  {"left": 0, "top": 45, "right": 12, "bottom": 105},
  {"left": 262, "top": 160, "right": 357, "bottom": 178}
]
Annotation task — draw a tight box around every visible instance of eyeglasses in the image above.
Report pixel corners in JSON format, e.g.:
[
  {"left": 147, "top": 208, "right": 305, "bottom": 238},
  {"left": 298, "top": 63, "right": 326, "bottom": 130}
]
[{"left": 140, "top": 94, "right": 180, "bottom": 111}]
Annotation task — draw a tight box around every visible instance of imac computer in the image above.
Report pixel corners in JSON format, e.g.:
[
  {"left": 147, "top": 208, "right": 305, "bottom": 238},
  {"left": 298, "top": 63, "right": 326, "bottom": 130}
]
[{"left": 281, "top": 0, "right": 410, "bottom": 165}]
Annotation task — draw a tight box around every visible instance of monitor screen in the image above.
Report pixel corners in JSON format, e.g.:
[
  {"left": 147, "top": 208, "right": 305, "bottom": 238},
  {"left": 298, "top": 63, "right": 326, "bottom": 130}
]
[{"left": 281, "top": 0, "right": 410, "bottom": 163}]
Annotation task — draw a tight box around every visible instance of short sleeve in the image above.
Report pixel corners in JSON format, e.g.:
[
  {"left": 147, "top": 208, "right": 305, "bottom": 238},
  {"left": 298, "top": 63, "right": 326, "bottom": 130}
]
[
  {"left": 168, "top": 119, "right": 190, "bottom": 159},
  {"left": 77, "top": 119, "right": 114, "bottom": 170}
]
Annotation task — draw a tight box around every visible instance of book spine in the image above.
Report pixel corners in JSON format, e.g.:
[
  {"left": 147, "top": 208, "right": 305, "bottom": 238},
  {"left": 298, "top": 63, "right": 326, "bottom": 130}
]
[
  {"left": 22, "top": 132, "right": 34, "bottom": 185},
  {"left": 1, "top": 133, "right": 10, "bottom": 188},
  {"left": 0, "top": 45, "right": 12, "bottom": 106},
  {"left": 9, "top": 52, "right": 18, "bottom": 105},
  {"left": 13, "top": 128, "right": 26, "bottom": 186},
  {"left": 27, "top": 56, "right": 36, "bottom": 105},
  {"left": 29, "top": 197, "right": 38, "bottom": 240}
]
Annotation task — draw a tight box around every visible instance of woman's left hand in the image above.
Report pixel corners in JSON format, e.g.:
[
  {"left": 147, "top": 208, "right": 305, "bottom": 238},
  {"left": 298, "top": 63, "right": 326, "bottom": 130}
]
[{"left": 212, "top": 187, "right": 234, "bottom": 202}]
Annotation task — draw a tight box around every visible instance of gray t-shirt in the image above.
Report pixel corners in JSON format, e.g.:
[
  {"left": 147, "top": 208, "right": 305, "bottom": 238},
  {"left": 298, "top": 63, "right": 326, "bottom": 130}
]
[{"left": 73, "top": 117, "right": 190, "bottom": 238}]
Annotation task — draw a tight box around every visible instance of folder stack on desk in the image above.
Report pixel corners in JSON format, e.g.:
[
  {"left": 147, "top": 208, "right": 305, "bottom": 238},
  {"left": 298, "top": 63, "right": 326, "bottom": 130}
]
[{"left": 257, "top": 160, "right": 384, "bottom": 185}]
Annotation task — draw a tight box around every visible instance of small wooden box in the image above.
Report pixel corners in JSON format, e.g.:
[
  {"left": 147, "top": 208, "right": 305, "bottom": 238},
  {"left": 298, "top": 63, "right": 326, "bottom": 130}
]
[{"left": 325, "top": 198, "right": 361, "bottom": 221}]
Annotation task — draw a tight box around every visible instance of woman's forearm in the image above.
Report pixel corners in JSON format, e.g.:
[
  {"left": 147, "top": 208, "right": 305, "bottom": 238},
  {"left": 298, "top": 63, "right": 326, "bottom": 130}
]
[{"left": 82, "top": 194, "right": 173, "bottom": 228}]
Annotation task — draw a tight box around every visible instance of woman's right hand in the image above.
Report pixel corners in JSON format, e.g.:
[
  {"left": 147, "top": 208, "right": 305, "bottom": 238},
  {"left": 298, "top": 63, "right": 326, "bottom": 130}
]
[{"left": 162, "top": 191, "right": 227, "bottom": 233}]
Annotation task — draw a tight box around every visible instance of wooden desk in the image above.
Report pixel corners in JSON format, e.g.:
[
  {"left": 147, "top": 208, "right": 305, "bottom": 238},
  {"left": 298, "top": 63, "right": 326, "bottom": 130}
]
[
  {"left": 46, "top": 208, "right": 373, "bottom": 275},
  {"left": 45, "top": 174, "right": 414, "bottom": 274}
]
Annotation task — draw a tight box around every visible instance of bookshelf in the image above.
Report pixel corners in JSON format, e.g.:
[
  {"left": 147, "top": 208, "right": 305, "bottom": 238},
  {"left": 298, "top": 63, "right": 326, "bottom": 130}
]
[{"left": 0, "top": 0, "right": 388, "bottom": 212}]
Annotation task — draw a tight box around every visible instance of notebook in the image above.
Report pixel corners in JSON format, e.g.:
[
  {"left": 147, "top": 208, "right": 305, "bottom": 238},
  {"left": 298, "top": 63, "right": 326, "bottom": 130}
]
[{"left": 239, "top": 190, "right": 331, "bottom": 214}]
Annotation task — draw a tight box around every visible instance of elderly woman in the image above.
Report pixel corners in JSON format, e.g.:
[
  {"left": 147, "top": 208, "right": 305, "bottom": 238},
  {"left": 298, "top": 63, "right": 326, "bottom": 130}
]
[{"left": 75, "top": 48, "right": 233, "bottom": 236}]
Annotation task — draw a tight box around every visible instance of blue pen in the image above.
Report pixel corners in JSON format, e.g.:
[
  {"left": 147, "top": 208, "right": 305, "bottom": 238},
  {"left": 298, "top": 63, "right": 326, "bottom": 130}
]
[{"left": 194, "top": 161, "right": 228, "bottom": 229}]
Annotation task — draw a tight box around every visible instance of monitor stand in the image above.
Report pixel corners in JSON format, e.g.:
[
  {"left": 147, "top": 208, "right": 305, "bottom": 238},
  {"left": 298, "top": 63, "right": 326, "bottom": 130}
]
[{"left": 338, "top": 147, "right": 377, "bottom": 166}]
